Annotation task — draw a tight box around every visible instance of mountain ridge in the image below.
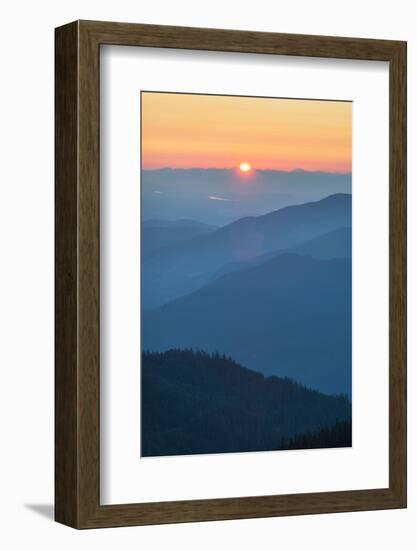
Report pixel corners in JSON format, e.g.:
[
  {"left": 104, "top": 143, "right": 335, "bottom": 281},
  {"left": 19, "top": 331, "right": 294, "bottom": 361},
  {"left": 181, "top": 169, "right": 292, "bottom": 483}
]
[
  {"left": 142, "top": 169, "right": 351, "bottom": 225},
  {"left": 142, "top": 193, "right": 352, "bottom": 310},
  {"left": 143, "top": 253, "right": 352, "bottom": 395},
  {"left": 142, "top": 349, "right": 351, "bottom": 457}
]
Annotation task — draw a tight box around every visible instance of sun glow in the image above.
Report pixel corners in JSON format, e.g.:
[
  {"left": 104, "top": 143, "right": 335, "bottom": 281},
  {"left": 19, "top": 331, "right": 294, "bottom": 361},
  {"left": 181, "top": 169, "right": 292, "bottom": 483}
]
[
  {"left": 239, "top": 162, "right": 252, "bottom": 173},
  {"left": 142, "top": 93, "right": 352, "bottom": 172}
]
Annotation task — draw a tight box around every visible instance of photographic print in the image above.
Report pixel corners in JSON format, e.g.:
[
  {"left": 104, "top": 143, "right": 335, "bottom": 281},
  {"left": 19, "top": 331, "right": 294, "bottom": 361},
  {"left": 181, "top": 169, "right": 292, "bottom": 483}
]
[{"left": 140, "top": 91, "right": 352, "bottom": 458}]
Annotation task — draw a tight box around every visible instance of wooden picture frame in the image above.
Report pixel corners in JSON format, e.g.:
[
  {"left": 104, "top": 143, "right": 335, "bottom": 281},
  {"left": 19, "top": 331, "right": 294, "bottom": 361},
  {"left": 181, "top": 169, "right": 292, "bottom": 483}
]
[{"left": 55, "top": 20, "right": 407, "bottom": 529}]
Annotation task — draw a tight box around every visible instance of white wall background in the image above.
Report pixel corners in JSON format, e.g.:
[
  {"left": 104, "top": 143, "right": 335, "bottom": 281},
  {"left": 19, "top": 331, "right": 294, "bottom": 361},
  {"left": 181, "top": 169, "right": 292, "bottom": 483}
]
[{"left": 0, "top": 0, "right": 414, "bottom": 547}]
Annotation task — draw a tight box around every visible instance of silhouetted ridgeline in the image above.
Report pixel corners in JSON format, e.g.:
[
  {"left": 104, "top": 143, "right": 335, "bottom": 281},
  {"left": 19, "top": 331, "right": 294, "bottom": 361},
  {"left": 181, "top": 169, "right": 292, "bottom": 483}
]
[
  {"left": 141, "top": 349, "right": 351, "bottom": 457},
  {"left": 143, "top": 253, "right": 352, "bottom": 396},
  {"left": 280, "top": 420, "right": 352, "bottom": 450}
]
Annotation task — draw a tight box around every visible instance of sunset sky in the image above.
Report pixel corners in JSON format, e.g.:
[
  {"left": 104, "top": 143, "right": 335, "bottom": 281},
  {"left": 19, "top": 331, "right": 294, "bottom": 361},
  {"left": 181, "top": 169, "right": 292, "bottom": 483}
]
[{"left": 141, "top": 92, "right": 352, "bottom": 173}]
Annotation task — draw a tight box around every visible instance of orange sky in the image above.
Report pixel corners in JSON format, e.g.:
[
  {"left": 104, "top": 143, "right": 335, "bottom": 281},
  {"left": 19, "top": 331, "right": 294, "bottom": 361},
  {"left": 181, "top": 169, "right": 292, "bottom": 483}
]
[{"left": 141, "top": 92, "right": 352, "bottom": 173}]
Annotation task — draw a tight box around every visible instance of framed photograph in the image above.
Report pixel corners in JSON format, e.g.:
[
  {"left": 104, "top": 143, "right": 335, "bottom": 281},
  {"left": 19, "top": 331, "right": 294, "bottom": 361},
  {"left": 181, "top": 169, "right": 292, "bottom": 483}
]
[{"left": 55, "top": 20, "right": 407, "bottom": 528}]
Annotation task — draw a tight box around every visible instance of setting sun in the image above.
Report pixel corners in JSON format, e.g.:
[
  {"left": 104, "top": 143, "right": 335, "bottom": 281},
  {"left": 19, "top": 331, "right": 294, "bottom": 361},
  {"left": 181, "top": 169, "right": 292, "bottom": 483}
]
[
  {"left": 142, "top": 93, "right": 352, "bottom": 172},
  {"left": 239, "top": 162, "right": 252, "bottom": 173}
]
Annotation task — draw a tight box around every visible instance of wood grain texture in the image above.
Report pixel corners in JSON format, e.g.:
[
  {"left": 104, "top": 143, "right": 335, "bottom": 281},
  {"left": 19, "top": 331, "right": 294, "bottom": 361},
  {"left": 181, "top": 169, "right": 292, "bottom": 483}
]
[
  {"left": 55, "top": 20, "right": 407, "bottom": 529},
  {"left": 388, "top": 41, "right": 407, "bottom": 504},
  {"left": 55, "top": 21, "right": 79, "bottom": 527}
]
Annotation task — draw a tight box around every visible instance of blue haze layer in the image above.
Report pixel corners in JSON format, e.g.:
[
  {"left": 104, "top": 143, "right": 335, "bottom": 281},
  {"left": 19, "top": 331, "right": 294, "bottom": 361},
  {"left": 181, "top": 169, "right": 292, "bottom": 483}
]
[{"left": 141, "top": 169, "right": 352, "bottom": 456}]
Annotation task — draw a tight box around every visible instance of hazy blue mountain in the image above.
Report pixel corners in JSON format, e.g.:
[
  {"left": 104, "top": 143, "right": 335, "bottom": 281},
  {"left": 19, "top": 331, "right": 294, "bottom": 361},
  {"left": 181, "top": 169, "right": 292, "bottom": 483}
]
[
  {"left": 142, "top": 168, "right": 351, "bottom": 225},
  {"left": 142, "top": 253, "right": 352, "bottom": 396},
  {"left": 208, "top": 226, "right": 351, "bottom": 282},
  {"left": 142, "top": 194, "right": 351, "bottom": 310},
  {"left": 142, "top": 219, "right": 217, "bottom": 257},
  {"left": 142, "top": 349, "right": 351, "bottom": 457},
  {"left": 143, "top": 218, "right": 216, "bottom": 229},
  {"left": 290, "top": 226, "right": 351, "bottom": 259}
]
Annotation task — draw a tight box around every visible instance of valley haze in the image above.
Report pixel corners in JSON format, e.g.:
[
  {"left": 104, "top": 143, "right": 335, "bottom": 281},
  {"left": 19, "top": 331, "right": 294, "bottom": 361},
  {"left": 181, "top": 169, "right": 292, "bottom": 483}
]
[
  {"left": 140, "top": 187, "right": 353, "bottom": 457},
  {"left": 142, "top": 168, "right": 352, "bottom": 225},
  {"left": 142, "top": 192, "right": 352, "bottom": 398}
]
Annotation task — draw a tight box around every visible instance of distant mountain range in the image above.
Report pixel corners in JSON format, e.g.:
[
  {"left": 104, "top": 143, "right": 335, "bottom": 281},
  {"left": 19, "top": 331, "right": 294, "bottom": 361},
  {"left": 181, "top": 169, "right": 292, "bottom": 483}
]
[
  {"left": 207, "top": 226, "right": 351, "bottom": 282},
  {"left": 142, "top": 193, "right": 352, "bottom": 397},
  {"left": 142, "top": 193, "right": 352, "bottom": 310},
  {"left": 291, "top": 225, "right": 351, "bottom": 259},
  {"left": 142, "top": 168, "right": 352, "bottom": 225},
  {"left": 143, "top": 252, "right": 351, "bottom": 396},
  {"left": 142, "top": 219, "right": 216, "bottom": 257},
  {"left": 141, "top": 349, "right": 351, "bottom": 457}
]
